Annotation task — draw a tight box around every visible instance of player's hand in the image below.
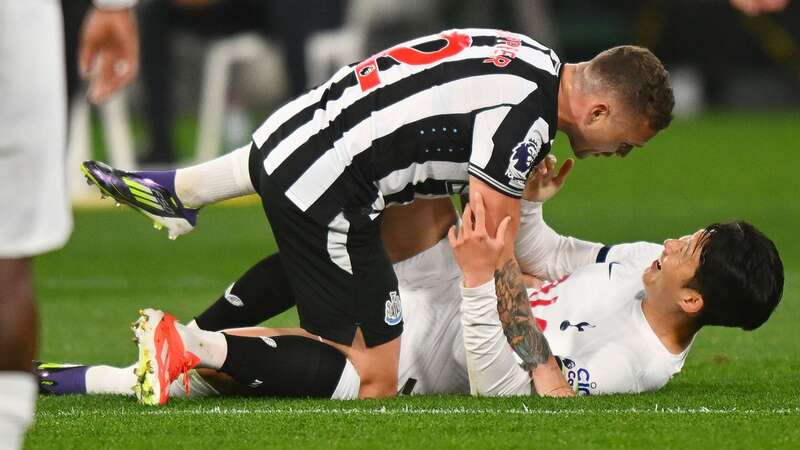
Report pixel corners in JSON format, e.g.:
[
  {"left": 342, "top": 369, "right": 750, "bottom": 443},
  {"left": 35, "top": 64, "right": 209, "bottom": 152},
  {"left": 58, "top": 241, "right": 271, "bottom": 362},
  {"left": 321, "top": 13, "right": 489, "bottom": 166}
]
[
  {"left": 79, "top": 7, "right": 139, "bottom": 104},
  {"left": 448, "top": 191, "right": 511, "bottom": 288},
  {"left": 522, "top": 155, "right": 575, "bottom": 203},
  {"left": 530, "top": 356, "right": 575, "bottom": 398},
  {"left": 730, "top": 0, "right": 789, "bottom": 15},
  {"left": 521, "top": 273, "right": 544, "bottom": 290}
]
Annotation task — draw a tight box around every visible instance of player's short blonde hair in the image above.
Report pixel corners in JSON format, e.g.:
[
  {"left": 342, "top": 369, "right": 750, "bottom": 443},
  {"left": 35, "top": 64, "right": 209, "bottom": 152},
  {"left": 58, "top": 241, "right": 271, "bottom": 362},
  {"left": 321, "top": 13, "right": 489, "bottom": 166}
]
[{"left": 587, "top": 46, "right": 675, "bottom": 131}]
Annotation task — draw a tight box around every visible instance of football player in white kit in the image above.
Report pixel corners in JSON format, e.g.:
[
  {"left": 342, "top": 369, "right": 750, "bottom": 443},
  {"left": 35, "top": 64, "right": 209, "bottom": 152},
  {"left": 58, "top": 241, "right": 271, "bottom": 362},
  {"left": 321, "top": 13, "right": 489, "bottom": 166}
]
[
  {"left": 0, "top": 1, "right": 137, "bottom": 449},
  {"left": 453, "top": 157, "right": 783, "bottom": 397},
  {"left": 36, "top": 157, "right": 783, "bottom": 400}
]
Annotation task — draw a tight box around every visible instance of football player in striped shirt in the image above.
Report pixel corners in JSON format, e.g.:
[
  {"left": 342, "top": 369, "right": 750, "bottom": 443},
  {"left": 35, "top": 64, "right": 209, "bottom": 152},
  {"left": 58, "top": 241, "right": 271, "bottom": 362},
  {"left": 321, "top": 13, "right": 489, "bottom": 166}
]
[
  {"left": 81, "top": 28, "right": 674, "bottom": 403},
  {"left": 42, "top": 156, "right": 782, "bottom": 400}
]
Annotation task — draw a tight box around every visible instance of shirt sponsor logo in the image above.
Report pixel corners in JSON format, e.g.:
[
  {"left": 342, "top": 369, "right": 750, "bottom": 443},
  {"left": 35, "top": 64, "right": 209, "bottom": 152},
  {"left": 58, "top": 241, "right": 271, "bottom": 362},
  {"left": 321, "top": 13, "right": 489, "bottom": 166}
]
[
  {"left": 483, "top": 32, "right": 522, "bottom": 68},
  {"left": 384, "top": 291, "right": 403, "bottom": 326},
  {"left": 562, "top": 358, "right": 598, "bottom": 396}
]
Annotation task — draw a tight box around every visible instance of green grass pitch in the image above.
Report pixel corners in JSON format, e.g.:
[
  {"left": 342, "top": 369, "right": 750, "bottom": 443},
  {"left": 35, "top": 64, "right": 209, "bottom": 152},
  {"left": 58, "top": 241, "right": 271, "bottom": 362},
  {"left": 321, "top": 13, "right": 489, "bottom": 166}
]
[{"left": 28, "top": 112, "right": 799, "bottom": 449}]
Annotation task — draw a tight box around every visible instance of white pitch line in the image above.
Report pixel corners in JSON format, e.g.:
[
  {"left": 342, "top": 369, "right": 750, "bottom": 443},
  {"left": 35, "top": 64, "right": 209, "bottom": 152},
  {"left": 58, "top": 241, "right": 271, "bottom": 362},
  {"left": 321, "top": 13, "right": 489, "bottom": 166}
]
[{"left": 37, "top": 405, "right": 800, "bottom": 418}]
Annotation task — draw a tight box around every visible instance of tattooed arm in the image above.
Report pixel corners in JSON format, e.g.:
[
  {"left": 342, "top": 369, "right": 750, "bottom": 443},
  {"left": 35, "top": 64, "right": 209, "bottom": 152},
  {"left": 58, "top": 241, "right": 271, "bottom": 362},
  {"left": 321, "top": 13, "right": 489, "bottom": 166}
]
[
  {"left": 495, "top": 257, "right": 574, "bottom": 396},
  {"left": 495, "top": 258, "right": 552, "bottom": 370},
  {"left": 450, "top": 191, "right": 573, "bottom": 397}
]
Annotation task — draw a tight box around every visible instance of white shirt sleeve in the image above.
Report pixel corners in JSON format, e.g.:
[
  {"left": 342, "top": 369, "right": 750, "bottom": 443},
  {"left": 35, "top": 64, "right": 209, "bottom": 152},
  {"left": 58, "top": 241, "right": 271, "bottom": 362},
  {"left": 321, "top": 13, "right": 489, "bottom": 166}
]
[
  {"left": 460, "top": 280, "right": 532, "bottom": 397},
  {"left": 604, "top": 242, "right": 664, "bottom": 268},
  {"left": 93, "top": 0, "right": 137, "bottom": 9},
  {"left": 514, "top": 200, "right": 604, "bottom": 280}
]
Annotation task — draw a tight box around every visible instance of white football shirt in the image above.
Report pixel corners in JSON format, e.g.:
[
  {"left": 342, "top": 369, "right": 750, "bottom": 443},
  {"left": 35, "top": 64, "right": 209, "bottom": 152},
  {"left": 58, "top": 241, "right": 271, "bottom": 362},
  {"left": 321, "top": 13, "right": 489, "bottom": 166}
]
[{"left": 462, "top": 241, "right": 694, "bottom": 396}]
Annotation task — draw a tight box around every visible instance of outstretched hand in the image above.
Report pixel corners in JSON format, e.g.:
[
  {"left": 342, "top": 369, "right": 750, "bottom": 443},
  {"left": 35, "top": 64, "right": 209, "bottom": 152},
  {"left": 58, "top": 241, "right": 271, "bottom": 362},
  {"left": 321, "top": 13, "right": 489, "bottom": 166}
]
[
  {"left": 448, "top": 192, "right": 511, "bottom": 288},
  {"left": 522, "top": 155, "right": 575, "bottom": 203},
  {"left": 79, "top": 8, "right": 139, "bottom": 103},
  {"left": 531, "top": 356, "right": 576, "bottom": 397}
]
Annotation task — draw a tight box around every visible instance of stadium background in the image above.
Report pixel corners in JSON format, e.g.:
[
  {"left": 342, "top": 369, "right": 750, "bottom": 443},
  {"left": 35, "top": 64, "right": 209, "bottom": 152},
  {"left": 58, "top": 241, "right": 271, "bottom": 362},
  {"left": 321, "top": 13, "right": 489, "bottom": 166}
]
[{"left": 30, "top": 1, "right": 800, "bottom": 448}]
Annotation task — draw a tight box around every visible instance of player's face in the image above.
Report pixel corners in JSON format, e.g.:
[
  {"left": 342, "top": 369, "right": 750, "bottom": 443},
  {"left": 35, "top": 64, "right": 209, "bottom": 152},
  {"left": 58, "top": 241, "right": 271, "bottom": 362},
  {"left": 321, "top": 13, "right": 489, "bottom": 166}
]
[
  {"left": 642, "top": 229, "right": 706, "bottom": 303},
  {"left": 568, "top": 109, "right": 656, "bottom": 159}
]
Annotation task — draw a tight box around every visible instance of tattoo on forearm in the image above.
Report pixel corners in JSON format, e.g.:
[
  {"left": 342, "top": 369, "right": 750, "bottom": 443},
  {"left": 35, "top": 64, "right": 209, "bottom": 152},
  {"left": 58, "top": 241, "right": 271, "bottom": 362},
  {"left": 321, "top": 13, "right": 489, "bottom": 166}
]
[{"left": 495, "top": 259, "right": 552, "bottom": 371}]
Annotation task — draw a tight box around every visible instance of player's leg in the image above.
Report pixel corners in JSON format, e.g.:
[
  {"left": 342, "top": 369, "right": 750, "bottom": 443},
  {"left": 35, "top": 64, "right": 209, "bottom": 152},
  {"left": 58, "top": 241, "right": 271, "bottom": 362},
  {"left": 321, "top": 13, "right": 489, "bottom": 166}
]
[
  {"left": 0, "top": 259, "right": 38, "bottom": 449},
  {"left": 0, "top": 1, "right": 70, "bottom": 447},
  {"left": 131, "top": 310, "right": 349, "bottom": 404},
  {"left": 37, "top": 252, "right": 299, "bottom": 401},
  {"left": 80, "top": 142, "right": 255, "bottom": 239},
  {"left": 35, "top": 362, "right": 137, "bottom": 396},
  {"left": 192, "top": 253, "right": 295, "bottom": 331},
  {"left": 37, "top": 363, "right": 224, "bottom": 399},
  {"left": 254, "top": 181, "right": 403, "bottom": 398},
  {"left": 299, "top": 232, "right": 402, "bottom": 398},
  {"left": 80, "top": 67, "right": 340, "bottom": 239},
  {"left": 37, "top": 322, "right": 344, "bottom": 400},
  {"left": 322, "top": 330, "right": 400, "bottom": 398}
]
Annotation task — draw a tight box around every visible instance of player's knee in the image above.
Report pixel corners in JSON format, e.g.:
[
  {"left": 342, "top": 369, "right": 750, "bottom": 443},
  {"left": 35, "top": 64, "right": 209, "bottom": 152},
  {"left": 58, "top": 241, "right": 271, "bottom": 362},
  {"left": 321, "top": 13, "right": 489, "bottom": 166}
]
[
  {"left": 354, "top": 358, "right": 398, "bottom": 398},
  {"left": 357, "top": 374, "right": 397, "bottom": 399}
]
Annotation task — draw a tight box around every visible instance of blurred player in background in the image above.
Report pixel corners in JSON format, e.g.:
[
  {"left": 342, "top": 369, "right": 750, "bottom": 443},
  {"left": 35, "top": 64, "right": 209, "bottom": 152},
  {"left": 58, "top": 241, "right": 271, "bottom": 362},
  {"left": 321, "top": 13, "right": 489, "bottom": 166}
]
[
  {"left": 0, "top": 1, "right": 137, "bottom": 449},
  {"left": 137, "top": 0, "right": 346, "bottom": 164}
]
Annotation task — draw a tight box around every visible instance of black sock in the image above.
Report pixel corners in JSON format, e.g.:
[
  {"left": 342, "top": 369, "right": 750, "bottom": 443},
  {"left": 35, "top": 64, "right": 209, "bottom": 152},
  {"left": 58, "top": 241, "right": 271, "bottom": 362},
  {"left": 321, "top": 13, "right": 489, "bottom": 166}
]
[
  {"left": 219, "top": 334, "right": 346, "bottom": 398},
  {"left": 194, "top": 254, "right": 295, "bottom": 331}
]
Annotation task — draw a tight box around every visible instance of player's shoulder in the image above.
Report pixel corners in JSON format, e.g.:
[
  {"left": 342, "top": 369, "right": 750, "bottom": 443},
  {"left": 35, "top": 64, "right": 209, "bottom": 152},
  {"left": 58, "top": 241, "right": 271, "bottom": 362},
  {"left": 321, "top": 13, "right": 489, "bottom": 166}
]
[{"left": 601, "top": 241, "right": 663, "bottom": 268}]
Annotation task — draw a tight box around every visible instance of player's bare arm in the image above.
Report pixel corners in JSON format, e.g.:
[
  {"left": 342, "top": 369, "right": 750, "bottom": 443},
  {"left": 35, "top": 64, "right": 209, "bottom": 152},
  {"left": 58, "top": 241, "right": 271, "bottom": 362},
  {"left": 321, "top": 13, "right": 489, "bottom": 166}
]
[
  {"left": 468, "top": 176, "right": 520, "bottom": 262},
  {"left": 381, "top": 198, "right": 457, "bottom": 263}
]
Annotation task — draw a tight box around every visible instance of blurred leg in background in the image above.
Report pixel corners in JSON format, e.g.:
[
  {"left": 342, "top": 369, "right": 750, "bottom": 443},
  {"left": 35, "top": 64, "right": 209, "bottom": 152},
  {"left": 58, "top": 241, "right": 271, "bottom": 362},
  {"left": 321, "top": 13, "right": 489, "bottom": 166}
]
[
  {"left": 0, "top": 1, "right": 71, "bottom": 449},
  {"left": 137, "top": 0, "right": 345, "bottom": 165}
]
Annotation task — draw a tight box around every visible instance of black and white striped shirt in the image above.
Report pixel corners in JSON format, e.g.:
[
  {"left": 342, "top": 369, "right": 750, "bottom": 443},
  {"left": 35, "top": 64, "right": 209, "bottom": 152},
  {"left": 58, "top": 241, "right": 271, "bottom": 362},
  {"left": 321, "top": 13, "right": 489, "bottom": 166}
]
[{"left": 251, "top": 28, "right": 561, "bottom": 226}]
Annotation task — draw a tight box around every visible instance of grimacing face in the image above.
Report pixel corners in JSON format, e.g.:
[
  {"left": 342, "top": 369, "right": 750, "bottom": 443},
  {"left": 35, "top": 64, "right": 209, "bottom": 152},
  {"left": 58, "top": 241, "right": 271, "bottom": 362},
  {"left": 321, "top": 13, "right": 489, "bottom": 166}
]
[
  {"left": 567, "top": 106, "right": 657, "bottom": 159},
  {"left": 642, "top": 229, "right": 707, "bottom": 306}
]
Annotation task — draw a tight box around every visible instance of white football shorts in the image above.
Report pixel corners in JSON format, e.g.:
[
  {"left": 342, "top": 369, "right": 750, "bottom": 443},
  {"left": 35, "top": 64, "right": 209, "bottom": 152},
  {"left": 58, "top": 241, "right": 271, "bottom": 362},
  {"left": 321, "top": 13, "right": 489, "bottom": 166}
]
[
  {"left": 0, "top": 0, "right": 71, "bottom": 258},
  {"left": 331, "top": 238, "right": 469, "bottom": 399}
]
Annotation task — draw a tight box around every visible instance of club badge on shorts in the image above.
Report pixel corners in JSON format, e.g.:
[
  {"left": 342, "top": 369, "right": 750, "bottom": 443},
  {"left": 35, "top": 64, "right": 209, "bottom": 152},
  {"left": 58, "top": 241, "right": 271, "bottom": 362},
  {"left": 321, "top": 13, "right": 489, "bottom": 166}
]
[
  {"left": 384, "top": 291, "right": 403, "bottom": 326},
  {"left": 506, "top": 117, "right": 549, "bottom": 189}
]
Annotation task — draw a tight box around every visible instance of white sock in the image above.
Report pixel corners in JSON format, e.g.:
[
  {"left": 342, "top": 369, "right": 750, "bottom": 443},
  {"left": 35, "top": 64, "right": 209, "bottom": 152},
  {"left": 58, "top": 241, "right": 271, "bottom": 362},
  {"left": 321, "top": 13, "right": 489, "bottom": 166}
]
[
  {"left": 0, "top": 372, "right": 36, "bottom": 450},
  {"left": 176, "top": 323, "right": 228, "bottom": 370},
  {"left": 168, "top": 369, "right": 221, "bottom": 399},
  {"left": 85, "top": 364, "right": 137, "bottom": 396},
  {"left": 174, "top": 143, "right": 255, "bottom": 208}
]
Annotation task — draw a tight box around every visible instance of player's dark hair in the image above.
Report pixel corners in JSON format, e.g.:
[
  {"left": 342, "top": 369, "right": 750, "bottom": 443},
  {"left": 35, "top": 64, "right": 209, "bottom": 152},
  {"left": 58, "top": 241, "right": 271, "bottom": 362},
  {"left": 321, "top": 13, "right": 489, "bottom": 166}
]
[
  {"left": 686, "top": 221, "right": 784, "bottom": 331},
  {"left": 587, "top": 46, "right": 675, "bottom": 131}
]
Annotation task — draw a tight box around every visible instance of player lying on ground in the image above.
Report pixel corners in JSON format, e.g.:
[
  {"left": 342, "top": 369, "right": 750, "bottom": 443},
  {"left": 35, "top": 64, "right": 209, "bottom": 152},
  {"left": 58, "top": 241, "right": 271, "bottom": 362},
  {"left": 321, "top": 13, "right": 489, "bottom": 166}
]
[
  {"left": 80, "top": 28, "right": 675, "bottom": 400},
  {"left": 451, "top": 163, "right": 783, "bottom": 396},
  {"left": 40, "top": 157, "right": 783, "bottom": 399}
]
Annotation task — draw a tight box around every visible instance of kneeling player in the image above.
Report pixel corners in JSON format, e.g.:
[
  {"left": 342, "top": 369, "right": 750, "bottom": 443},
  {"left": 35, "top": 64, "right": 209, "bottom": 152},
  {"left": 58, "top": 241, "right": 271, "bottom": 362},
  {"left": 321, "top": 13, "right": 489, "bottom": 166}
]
[{"left": 39, "top": 159, "right": 783, "bottom": 399}]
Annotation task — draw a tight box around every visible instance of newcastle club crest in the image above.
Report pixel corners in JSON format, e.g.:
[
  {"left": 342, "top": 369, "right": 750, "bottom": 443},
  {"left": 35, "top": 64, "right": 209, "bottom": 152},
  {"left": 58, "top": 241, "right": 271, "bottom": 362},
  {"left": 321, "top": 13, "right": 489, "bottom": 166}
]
[{"left": 384, "top": 291, "right": 403, "bottom": 326}]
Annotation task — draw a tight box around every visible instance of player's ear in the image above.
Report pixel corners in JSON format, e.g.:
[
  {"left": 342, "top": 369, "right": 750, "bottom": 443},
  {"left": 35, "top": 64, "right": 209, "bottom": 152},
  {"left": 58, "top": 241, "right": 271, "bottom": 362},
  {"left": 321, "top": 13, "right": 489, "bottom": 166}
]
[{"left": 679, "top": 289, "right": 704, "bottom": 315}]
